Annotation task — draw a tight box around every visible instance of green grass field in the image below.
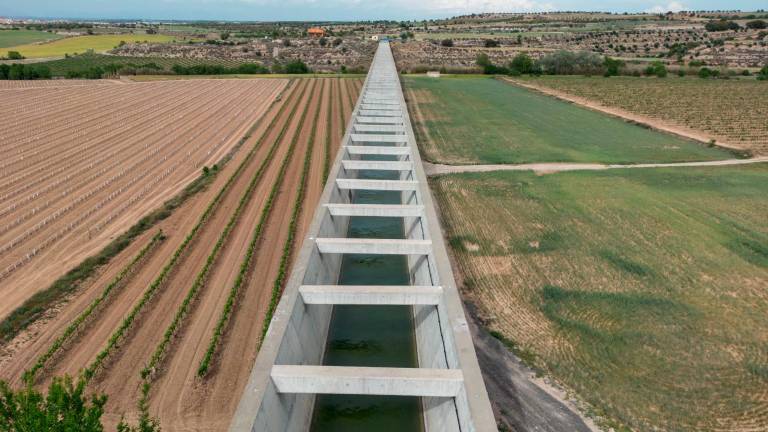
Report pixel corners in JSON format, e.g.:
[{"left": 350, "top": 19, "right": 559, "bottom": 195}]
[
  {"left": 0, "top": 29, "right": 62, "bottom": 49},
  {"left": 432, "top": 165, "right": 768, "bottom": 431},
  {"left": 404, "top": 76, "right": 735, "bottom": 164},
  {"left": 5, "top": 34, "right": 177, "bottom": 58}
]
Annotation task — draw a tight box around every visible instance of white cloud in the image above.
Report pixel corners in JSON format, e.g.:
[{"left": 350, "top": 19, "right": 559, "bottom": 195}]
[{"left": 645, "top": 1, "right": 686, "bottom": 13}]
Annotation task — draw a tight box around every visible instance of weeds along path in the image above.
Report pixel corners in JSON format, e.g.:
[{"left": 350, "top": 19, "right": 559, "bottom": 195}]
[
  {"left": 0, "top": 80, "right": 290, "bottom": 387},
  {"left": 27, "top": 80, "right": 304, "bottom": 390},
  {"left": 90, "top": 79, "right": 315, "bottom": 420}
]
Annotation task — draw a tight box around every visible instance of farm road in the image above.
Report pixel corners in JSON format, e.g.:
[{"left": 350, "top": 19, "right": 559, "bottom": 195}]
[
  {"left": 465, "top": 302, "right": 597, "bottom": 432},
  {"left": 424, "top": 156, "right": 768, "bottom": 176}
]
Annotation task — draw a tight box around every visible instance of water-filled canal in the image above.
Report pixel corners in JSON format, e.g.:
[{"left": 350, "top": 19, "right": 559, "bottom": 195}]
[{"left": 311, "top": 155, "right": 423, "bottom": 431}]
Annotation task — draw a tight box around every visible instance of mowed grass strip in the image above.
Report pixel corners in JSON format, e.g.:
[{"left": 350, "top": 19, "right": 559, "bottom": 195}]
[
  {"left": 0, "top": 30, "right": 62, "bottom": 48},
  {"left": 7, "top": 34, "right": 176, "bottom": 58},
  {"left": 404, "top": 76, "right": 734, "bottom": 165},
  {"left": 432, "top": 164, "right": 768, "bottom": 431}
]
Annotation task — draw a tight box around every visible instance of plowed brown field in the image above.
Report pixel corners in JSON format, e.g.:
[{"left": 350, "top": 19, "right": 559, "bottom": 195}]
[
  {"left": 0, "top": 78, "right": 287, "bottom": 321},
  {"left": 0, "top": 77, "right": 360, "bottom": 431}
]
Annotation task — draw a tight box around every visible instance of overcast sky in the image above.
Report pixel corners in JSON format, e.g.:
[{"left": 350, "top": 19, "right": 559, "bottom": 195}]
[{"left": 2, "top": 0, "right": 765, "bottom": 21}]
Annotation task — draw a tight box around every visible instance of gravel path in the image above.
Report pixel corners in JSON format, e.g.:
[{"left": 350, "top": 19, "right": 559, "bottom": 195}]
[{"left": 424, "top": 156, "right": 768, "bottom": 176}]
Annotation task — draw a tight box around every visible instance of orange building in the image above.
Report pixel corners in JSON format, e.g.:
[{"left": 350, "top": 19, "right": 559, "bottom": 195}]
[{"left": 307, "top": 27, "right": 326, "bottom": 38}]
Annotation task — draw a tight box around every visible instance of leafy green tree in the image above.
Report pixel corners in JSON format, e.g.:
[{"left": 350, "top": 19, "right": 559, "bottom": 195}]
[
  {"left": 7, "top": 51, "right": 23, "bottom": 60},
  {"left": 704, "top": 19, "right": 740, "bottom": 31},
  {"left": 0, "top": 376, "right": 106, "bottom": 431},
  {"left": 539, "top": 50, "right": 602, "bottom": 75},
  {"left": 475, "top": 53, "right": 491, "bottom": 69},
  {"left": 603, "top": 56, "right": 624, "bottom": 76},
  {"left": 644, "top": 61, "right": 668, "bottom": 78},
  {"left": 284, "top": 60, "right": 309, "bottom": 74},
  {"left": 509, "top": 52, "right": 534, "bottom": 74},
  {"left": 746, "top": 20, "right": 766, "bottom": 29},
  {"left": 758, "top": 64, "right": 768, "bottom": 81}
]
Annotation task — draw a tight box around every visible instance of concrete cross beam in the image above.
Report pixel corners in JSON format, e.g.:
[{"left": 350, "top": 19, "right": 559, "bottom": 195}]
[
  {"left": 341, "top": 160, "right": 413, "bottom": 171},
  {"left": 362, "top": 99, "right": 400, "bottom": 105},
  {"left": 350, "top": 134, "right": 408, "bottom": 143},
  {"left": 335, "top": 178, "right": 418, "bottom": 191},
  {"left": 355, "top": 116, "right": 403, "bottom": 124},
  {"left": 271, "top": 365, "right": 464, "bottom": 397},
  {"left": 323, "top": 203, "right": 424, "bottom": 217},
  {"left": 299, "top": 285, "right": 443, "bottom": 305},
  {"left": 363, "top": 93, "right": 398, "bottom": 99},
  {"left": 353, "top": 124, "right": 406, "bottom": 133},
  {"left": 359, "top": 109, "right": 403, "bottom": 117},
  {"left": 315, "top": 238, "right": 432, "bottom": 255},
  {"left": 345, "top": 145, "right": 410, "bottom": 155},
  {"left": 360, "top": 103, "right": 402, "bottom": 110}
]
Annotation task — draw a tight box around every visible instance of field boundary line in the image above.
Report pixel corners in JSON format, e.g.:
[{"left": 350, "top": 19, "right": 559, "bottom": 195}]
[{"left": 501, "top": 77, "right": 752, "bottom": 157}]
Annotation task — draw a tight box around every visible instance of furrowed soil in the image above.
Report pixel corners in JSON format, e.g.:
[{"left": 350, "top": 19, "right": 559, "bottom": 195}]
[
  {"left": 403, "top": 76, "right": 735, "bottom": 165},
  {"left": 0, "top": 77, "right": 360, "bottom": 431},
  {"left": 0, "top": 79, "right": 287, "bottom": 322},
  {"left": 431, "top": 165, "right": 768, "bottom": 432}
]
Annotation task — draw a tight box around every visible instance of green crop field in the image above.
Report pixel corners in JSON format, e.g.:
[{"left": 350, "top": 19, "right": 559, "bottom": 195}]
[
  {"left": 0, "top": 29, "right": 62, "bottom": 48},
  {"left": 432, "top": 165, "right": 768, "bottom": 431},
  {"left": 404, "top": 76, "right": 734, "bottom": 164},
  {"left": 5, "top": 34, "right": 177, "bottom": 58}
]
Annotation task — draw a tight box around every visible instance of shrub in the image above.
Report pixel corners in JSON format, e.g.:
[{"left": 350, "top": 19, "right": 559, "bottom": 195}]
[
  {"left": 284, "top": 59, "right": 309, "bottom": 74},
  {"left": 705, "top": 19, "right": 740, "bottom": 32},
  {"left": 6, "top": 51, "right": 23, "bottom": 60},
  {"left": 746, "top": 20, "right": 767, "bottom": 29},
  {"left": 440, "top": 38, "right": 453, "bottom": 47},
  {"left": 509, "top": 52, "right": 534, "bottom": 74},
  {"left": 644, "top": 61, "right": 668, "bottom": 78},
  {"left": 539, "top": 50, "right": 602, "bottom": 75},
  {"left": 0, "top": 375, "right": 107, "bottom": 431},
  {"left": 758, "top": 65, "right": 768, "bottom": 80},
  {"left": 0, "top": 63, "right": 51, "bottom": 80},
  {"left": 484, "top": 39, "right": 499, "bottom": 48},
  {"left": 698, "top": 67, "right": 721, "bottom": 78},
  {"left": 603, "top": 56, "right": 624, "bottom": 76}
]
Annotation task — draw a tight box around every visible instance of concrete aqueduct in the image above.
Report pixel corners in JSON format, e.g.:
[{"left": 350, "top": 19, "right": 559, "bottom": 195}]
[{"left": 231, "top": 41, "right": 496, "bottom": 431}]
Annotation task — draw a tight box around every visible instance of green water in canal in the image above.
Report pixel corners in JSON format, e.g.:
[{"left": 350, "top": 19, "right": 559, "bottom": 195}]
[{"left": 310, "top": 157, "right": 423, "bottom": 432}]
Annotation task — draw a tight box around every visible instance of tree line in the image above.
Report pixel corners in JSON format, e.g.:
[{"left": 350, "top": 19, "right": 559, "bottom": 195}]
[{"left": 475, "top": 50, "right": 768, "bottom": 80}]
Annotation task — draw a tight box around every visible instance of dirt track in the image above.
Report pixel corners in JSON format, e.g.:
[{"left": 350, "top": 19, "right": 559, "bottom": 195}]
[
  {"left": 0, "top": 79, "right": 287, "bottom": 321},
  {"left": 0, "top": 77, "right": 360, "bottom": 431},
  {"left": 423, "top": 157, "right": 768, "bottom": 175}
]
